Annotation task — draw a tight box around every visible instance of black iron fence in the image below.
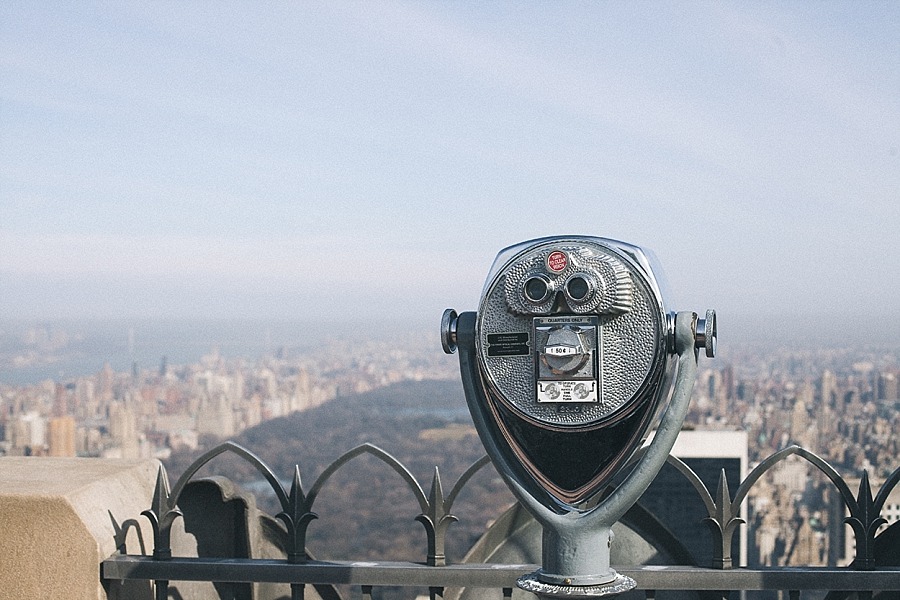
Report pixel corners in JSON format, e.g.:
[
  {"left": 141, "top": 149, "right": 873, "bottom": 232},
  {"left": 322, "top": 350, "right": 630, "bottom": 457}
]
[{"left": 100, "top": 441, "right": 900, "bottom": 600}]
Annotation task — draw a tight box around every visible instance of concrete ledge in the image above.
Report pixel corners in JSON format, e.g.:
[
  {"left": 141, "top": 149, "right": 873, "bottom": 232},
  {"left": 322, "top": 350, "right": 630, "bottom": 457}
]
[{"left": 0, "top": 457, "right": 159, "bottom": 600}]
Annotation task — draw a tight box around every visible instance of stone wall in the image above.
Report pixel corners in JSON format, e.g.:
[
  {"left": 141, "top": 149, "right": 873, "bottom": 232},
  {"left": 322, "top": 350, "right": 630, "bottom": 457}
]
[{"left": 0, "top": 457, "right": 159, "bottom": 600}]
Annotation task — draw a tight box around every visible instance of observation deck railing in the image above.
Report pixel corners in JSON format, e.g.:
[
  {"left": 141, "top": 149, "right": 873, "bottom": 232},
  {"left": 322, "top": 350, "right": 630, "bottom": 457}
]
[{"left": 100, "top": 442, "right": 900, "bottom": 600}]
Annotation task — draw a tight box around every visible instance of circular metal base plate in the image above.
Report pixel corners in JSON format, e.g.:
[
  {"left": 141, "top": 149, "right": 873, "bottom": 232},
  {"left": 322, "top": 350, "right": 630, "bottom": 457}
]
[{"left": 516, "top": 572, "right": 637, "bottom": 598}]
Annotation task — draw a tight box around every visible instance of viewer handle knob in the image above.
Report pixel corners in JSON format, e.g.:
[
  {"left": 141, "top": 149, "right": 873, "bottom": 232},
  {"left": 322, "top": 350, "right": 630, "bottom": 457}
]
[
  {"left": 441, "top": 309, "right": 459, "bottom": 354},
  {"left": 695, "top": 309, "right": 717, "bottom": 358}
]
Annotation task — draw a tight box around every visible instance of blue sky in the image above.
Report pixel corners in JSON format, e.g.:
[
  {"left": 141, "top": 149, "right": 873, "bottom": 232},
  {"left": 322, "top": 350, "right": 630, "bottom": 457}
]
[{"left": 1, "top": 2, "right": 899, "bottom": 342}]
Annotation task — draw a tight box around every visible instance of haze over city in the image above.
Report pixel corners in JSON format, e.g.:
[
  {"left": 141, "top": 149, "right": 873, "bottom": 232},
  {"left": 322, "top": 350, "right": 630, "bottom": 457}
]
[{"left": 2, "top": 2, "right": 899, "bottom": 345}]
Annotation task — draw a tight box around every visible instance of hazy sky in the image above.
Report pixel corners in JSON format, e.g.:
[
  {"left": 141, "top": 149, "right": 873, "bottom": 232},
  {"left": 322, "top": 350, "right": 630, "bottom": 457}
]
[{"left": 2, "top": 3, "right": 898, "bottom": 341}]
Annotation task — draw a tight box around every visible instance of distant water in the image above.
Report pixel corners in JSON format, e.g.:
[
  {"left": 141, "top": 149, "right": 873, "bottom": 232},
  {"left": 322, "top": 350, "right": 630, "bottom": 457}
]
[
  {"left": 2, "top": 312, "right": 896, "bottom": 385},
  {"left": 0, "top": 317, "right": 429, "bottom": 385}
]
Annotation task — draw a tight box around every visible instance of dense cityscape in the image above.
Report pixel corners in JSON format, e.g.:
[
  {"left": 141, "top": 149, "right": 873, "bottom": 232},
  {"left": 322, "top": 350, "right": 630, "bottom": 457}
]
[{"left": 1, "top": 322, "right": 898, "bottom": 569}]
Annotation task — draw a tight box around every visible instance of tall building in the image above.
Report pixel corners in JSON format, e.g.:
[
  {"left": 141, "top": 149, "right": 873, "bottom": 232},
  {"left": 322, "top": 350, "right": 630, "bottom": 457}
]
[
  {"left": 878, "top": 371, "right": 898, "bottom": 402},
  {"left": 196, "top": 393, "right": 235, "bottom": 438},
  {"left": 10, "top": 412, "right": 46, "bottom": 455},
  {"left": 639, "top": 430, "right": 749, "bottom": 567},
  {"left": 820, "top": 370, "right": 837, "bottom": 410},
  {"left": 719, "top": 363, "right": 735, "bottom": 414},
  {"left": 109, "top": 402, "right": 137, "bottom": 445},
  {"left": 791, "top": 384, "right": 815, "bottom": 448},
  {"left": 99, "top": 362, "right": 115, "bottom": 402},
  {"left": 108, "top": 401, "right": 140, "bottom": 459},
  {"left": 48, "top": 416, "right": 76, "bottom": 457},
  {"left": 53, "top": 383, "right": 68, "bottom": 418}
]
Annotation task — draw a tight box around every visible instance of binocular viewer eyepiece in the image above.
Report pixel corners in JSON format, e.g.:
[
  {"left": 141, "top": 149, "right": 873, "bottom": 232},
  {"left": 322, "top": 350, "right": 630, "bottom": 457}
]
[{"left": 442, "top": 236, "right": 715, "bottom": 597}]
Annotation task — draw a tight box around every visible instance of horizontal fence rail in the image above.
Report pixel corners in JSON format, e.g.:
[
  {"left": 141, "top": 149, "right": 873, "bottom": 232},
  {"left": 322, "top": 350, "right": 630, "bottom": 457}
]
[
  {"left": 98, "top": 441, "right": 900, "bottom": 599},
  {"left": 102, "top": 557, "right": 900, "bottom": 590}
]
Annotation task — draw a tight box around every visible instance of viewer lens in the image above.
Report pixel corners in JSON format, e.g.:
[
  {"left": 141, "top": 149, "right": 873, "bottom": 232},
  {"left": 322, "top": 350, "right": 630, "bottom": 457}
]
[
  {"left": 566, "top": 276, "right": 591, "bottom": 301},
  {"left": 524, "top": 276, "right": 550, "bottom": 303}
]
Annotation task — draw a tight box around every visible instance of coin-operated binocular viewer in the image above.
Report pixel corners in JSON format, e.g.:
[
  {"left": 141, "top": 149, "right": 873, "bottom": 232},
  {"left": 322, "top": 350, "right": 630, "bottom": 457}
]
[{"left": 442, "top": 236, "right": 716, "bottom": 598}]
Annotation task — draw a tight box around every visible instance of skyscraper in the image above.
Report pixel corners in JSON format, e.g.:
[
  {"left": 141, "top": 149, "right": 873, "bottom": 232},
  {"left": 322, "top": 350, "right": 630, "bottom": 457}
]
[
  {"left": 639, "top": 429, "right": 749, "bottom": 567},
  {"left": 48, "top": 416, "right": 76, "bottom": 457}
]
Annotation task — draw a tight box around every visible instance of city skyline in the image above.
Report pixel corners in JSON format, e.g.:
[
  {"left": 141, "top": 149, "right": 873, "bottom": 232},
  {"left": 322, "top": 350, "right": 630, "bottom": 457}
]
[
  {"left": 2, "top": 3, "right": 899, "bottom": 344},
  {"left": 2, "top": 317, "right": 898, "bottom": 570}
]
